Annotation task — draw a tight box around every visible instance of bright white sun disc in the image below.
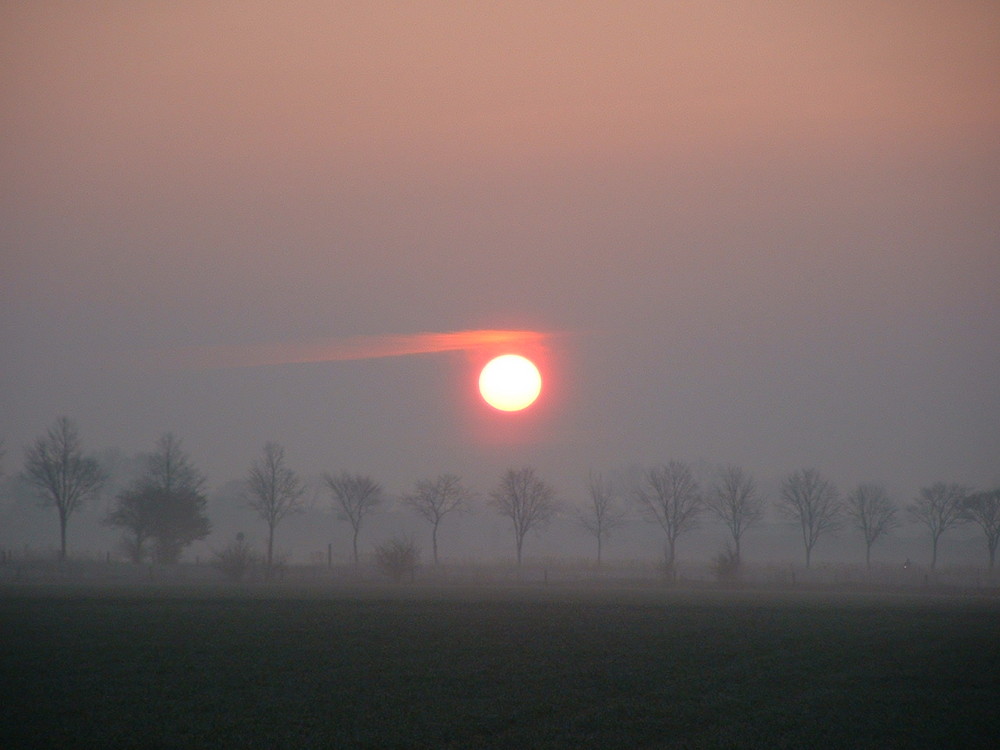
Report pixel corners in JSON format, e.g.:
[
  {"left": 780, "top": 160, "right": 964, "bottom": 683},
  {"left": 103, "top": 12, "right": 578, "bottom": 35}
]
[{"left": 478, "top": 354, "right": 541, "bottom": 411}]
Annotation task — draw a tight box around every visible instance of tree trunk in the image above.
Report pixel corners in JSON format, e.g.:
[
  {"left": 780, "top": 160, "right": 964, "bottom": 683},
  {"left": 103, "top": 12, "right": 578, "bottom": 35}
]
[
  {"left": 988, "top": 539, "right": 997, "bottom": 570},
  {"left": 59, "top": 510, "right": 68, "bottom": 563},
  {"left": 734, "top": 535, "right": 742, "bottom": 566},
  {"left": 515, "top": 534, "right": 523, "bottom": 567},
  {"left": 804, "top": 543, "right": 812, "bottom": 569},
  {"left": 352, "top": 527, "right": 360, "bottom": 567},
  {"left": 432, "top": 523, "right": 439, "bottom": 565},
  {"left": 267, "top": 524, "right": 275, "bottom": 578},
  {"left": 931, "top": 534, "right": 939, "bottom": 570},
  {"left": 865, "top": 542, "right": 872, "bottom": 572},
  {"left": 597, "top": 535, "right": 602, "bottom": 567}
]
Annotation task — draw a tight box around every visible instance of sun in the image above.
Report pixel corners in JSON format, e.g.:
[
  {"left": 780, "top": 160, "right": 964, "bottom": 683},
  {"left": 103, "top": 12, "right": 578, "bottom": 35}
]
[{"left": 478, "top": 354, "right": 542, "bottom": 411}]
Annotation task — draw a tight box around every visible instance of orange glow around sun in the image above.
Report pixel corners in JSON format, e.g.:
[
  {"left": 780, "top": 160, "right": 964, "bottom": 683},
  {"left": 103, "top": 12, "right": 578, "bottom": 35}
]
[{"left": 478, "top": 354, "right": 542, "bottom": 411}]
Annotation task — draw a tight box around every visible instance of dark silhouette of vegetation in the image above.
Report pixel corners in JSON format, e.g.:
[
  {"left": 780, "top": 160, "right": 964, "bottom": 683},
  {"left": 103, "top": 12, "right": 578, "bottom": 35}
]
[
  {"left": 105, "top": 433, "right": 210, "bottom": 564},
  {"left": 105, "top": 481, "right": 158, "bottom": 563},
  {"left": 776, "top": 468, "right": 840, "bottom": 569},
  {"left": 909, "top": 482, "right": 969, "bottom": 570},
  {"left": 706, "top": 464, "right": 763, "bottom": 568},
  {"left": 489, "top": 467, "right": 557, "bottom": 566},
  {"left": 21, "top": 417, "right": 105, "bottom": 561},
  {"left": 401, "top": 473, "right": 473, "bottom": 564},
  {"left": 962, "top": 488, "right": 1000, "bottom": 570},
  {"left": 325, "top": 471, "right": 382, "bottom": 566},
  {"left": 711, "top": 545, "right": 741, "bottom": 582},
  {"left": 244, "top": 442, "right": 305, "bottom": 576},
  {"left": 634, "top": 461, "right": 702, "bottom": 577},
  {"left": 212, "top": 532, "right": 259, "bottom": 582},
  {"left": 7, "top": 420, "right": 998, "bottom": 578},
  {"left": 844, "top": 483, "right": 899, "bottom": 571},
  {"left": 374, "top": 535, "right": 420, "bottom": 582},
  {"left": 577, "top": 470, "right": 626, "bottom": 566}
]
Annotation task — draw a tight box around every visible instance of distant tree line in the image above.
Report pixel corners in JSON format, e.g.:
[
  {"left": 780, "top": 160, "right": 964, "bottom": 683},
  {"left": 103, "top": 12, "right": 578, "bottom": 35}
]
[{"left": 5, "top": 417, "right": 1000, "bottom": 575}]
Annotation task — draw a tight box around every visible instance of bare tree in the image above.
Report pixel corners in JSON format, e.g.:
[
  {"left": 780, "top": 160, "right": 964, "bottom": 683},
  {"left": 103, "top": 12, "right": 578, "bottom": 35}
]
[
  {"left": 245, "top": 442, "right": 306, "bottom": 575},
  {"left": 963, "top": 489, "right": 1000, "bottom": 570},
  {"left": 634, "top": 461, "right": 702, "bottom": 575},
  {"left": 776, "top": 468, "right": 840, "bottom": 569},
  {"left": 324, "top": 471, "right": 382, "bottom": 566},
  {"left": 706, "top": 465, "right": 764, "bottom": 567},
  {"left": 402, "top": 473, "right": 473, "bottom": 565},
  {"left": 577, "top": 470, "right": 627, "bottom": 566},
  {"left": 21, "top": 417, "right": 105, "bottom": 561},
  {"left": 844, "top": 483, "right": 899, "bottom": 571},
  {"left": 105, "top": 433, "right": 211, "bottom": 564},
  {"left": 908, "top": 482, "right": 969, "bottom": 570},
  {"left": 489, "top": 467, "right": 557, "bottom": 566}
]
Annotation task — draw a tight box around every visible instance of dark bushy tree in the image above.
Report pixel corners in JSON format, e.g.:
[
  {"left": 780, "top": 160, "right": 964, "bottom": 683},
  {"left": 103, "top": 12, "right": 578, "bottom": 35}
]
[
  {"left": 106, "top": 484, "right": 158, "bottom": 563},
  {"left": 22, "top": 417, "right": 105, "bottom": 561},
  {"left": 106, "top": 434, "right": 210, "bottom": 564}
]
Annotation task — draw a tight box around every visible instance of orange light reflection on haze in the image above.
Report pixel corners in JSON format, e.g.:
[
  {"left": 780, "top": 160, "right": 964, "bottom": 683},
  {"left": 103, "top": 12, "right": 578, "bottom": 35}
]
[{"left": 136, "top": 329, "right": 554, "bottom": 370}]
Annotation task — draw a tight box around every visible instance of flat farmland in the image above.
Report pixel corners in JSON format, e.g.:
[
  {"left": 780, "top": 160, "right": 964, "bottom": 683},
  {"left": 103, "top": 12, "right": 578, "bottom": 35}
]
[{"left": 1, "top": 583, "right": 998, "bottom": 748}]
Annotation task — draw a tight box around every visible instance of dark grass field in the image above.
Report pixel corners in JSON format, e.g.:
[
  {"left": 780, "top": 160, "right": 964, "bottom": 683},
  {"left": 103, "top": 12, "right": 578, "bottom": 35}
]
[{"left": 1, "top": 583, "right": 998, "bottom": 749}]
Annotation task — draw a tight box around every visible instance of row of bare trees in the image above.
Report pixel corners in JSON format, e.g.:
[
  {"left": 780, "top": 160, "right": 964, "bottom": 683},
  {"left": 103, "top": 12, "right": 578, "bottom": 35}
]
[
  {"left": 623, "top": 463, "right": 999, "bottom": 573},
  {"left": 6, "top": 418, "right": 550, "bottom": 572},
  {"left": 7, "top": 418, "right": 999, "bottom": 571},
  {"left": 322, "top": 467, "right": 555, "bottom": 568}
]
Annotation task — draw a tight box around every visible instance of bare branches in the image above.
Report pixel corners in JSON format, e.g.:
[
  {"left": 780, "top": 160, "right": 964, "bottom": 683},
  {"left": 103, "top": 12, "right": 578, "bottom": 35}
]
[
  {"left": 908, "top": 483, "right": 969, "bottom": 570},
  {"left": 401, "top": 473, "right": 474, "bottom": 564},
  {"left": 964, "top": 489, "right": 1000, "bottom": 569},
  {"left": 634, "top": 461, "right": 702, "bottom": 571},
  {"left": 777, "top": 468, "right": 840, "bottom": 569},
  {"left": 245, "top": 442, "right": 306, "bottom": 572},
  {"left": 21, "top": 417, "right": 105, "bottom": 561},
  {"left": 146, "top": 433, "right": 205, "bottom": 496},
  {"left": 488, "top": 467, "right": 557, "bottom": 566},
  {"left": 577, "top": 471, "right": 627, "bottom": 566},
  {"left": 325, "top": 471, "right": 383, "bottom": 566},
  {"left": 844, "top": 483, "right": 899, "bottom": 570},
  {"left": 706, "top": 465, "right": 763, "bottom": 565}
]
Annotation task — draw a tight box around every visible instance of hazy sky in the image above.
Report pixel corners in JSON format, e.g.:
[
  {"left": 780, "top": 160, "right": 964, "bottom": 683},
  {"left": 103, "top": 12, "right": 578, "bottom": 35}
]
[{"left": 3, "top": 1, "right": 999, "bottom": 542}]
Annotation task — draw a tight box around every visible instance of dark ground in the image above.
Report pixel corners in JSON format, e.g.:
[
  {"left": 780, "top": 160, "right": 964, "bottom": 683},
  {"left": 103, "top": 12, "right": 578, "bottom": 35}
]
[{"left": 1, "top": 582, "right": 998, "bottom": 748}]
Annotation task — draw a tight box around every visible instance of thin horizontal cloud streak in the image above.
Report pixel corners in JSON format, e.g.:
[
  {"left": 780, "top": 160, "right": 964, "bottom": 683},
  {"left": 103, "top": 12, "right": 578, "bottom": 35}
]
[{"left": 137, "top": 330, "right": 552, "bottom": 370}]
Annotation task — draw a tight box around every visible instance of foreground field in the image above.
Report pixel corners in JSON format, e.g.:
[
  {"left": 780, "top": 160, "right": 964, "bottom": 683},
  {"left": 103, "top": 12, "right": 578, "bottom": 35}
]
[{"left": 1, "top": 583, "right": 998, "bottom": 748}]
